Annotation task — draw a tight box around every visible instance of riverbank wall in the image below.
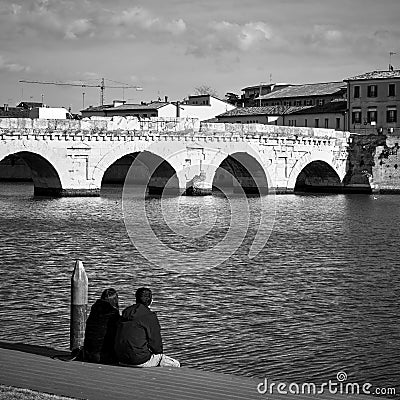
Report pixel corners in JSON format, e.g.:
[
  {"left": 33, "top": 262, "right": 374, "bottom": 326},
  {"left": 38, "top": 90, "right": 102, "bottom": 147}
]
[{"left": 345, "top": 134, "right": 400, "bottom": 193}]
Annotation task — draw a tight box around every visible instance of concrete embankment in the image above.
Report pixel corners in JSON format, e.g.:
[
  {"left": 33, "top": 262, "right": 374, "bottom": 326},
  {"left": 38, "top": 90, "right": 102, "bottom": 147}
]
[{"left": 0, "top": 342, "right": 387, "bottom": 400}]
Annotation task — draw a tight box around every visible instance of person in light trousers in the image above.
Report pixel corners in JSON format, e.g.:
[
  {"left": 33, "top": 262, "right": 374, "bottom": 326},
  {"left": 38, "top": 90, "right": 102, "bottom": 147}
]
[{"left": 114, "top": 287, "right": 180, "bottom": 368}]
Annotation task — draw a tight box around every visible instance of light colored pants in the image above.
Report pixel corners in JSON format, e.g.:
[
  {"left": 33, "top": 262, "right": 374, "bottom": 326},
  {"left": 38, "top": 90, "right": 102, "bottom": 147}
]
[{"left": 122, "top": 354, "right": 180, "bottom": 368}]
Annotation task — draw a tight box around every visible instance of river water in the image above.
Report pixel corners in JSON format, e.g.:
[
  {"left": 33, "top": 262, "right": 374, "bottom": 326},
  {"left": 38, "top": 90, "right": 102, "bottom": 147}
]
[{"left": 0, "top": 182, "right": 399, "bottom": 393}]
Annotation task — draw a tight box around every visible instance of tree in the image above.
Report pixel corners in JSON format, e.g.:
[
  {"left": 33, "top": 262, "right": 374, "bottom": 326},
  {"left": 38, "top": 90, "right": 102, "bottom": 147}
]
[
  {"left": 225, "top": 92, "right": 240, "bottom": 106},
  {"left": 193, "top": 84, "right": 218, "bottom": 98}
]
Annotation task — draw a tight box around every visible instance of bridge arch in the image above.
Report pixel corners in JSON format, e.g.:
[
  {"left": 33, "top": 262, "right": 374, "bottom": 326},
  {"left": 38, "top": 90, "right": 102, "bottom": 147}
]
[
  {"left": 93, "top": 142, "right": 181, "bottom": 195},
  {"left": 0, "top": 141, "right": 67, "bottom": 196},
  {"left": 287, "top": 151, "right": 344, "bottom": 193},
  {"left": 210, "top": 150, "right": 271, "bottom": 195}
]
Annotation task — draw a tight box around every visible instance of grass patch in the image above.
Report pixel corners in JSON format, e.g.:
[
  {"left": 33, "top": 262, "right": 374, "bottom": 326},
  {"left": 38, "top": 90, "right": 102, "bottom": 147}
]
[{"left": 0, "top": 386, "right": 76, "bottom": 400}]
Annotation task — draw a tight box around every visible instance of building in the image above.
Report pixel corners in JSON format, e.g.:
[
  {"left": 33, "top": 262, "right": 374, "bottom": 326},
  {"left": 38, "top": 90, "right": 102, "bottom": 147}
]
[
  {"left": 258, "top": 81, "right": 347, "bottom": 107},
  {"left": 1, "top": 102, "right": 69, "bottom": 119},
  {"left": 0, "top": 104, "right": 30, "bottom": 118},
  {"left": 81, "top": 101, "right": 176, "bottom": 119},
  {"left": 29, "top": 107, "right": 70, "bottom": 119},
  {"left": 283, "top": 100, "right": 347, "bottom": 130},
  {"left": 241, "top": 83, "right": 291, "bottom": 107},
  {"left": 216, "top": 100, "right": 347, "bottom": 130},
  {"left": 1, "top": 101, "right": 44, "bottom": 118},
  {"left": 215, "top": 105, "right": 304, "bottom": 125},
  {"left": 344, "top": 69, "right": 400, "bottom": 134},
  {"left": 216, "top": 81, "right": 347, "bottom": 130},
  {"left": 81, "top": 95, "right": 235, "bottom": 122},
  {"left": 178, "top": 95, "right": 235, "bottom": 120}
]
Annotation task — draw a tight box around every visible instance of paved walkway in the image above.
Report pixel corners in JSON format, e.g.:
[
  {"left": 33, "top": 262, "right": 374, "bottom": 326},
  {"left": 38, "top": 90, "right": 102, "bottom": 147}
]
[{"left": 0, "top": 342, "right": 380, "bottom": 400}]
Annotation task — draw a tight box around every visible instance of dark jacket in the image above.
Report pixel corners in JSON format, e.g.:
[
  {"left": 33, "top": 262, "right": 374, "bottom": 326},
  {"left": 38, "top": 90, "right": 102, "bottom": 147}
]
[
  {"left": 84, "top": 299, "right": 120, "bottom": 364},
  {"left": 114, "top": 303, "right": 163, "bottom": 365}
]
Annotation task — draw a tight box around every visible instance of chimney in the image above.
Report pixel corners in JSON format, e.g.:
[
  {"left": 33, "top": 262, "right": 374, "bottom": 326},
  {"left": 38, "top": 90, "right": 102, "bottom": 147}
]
[
  {"left": 4, "top": 104, "right": 8, "bottom": 112},
  {"left": 176, "top": 101, "right": 180, "bottom": 117},
  {"left": 165, "top": 96, "right": 168, "bottom": 103}
]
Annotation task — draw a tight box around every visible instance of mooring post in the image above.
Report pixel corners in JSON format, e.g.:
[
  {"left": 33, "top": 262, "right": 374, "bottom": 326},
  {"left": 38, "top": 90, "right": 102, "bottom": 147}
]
[{"left": 70, "top": 259, "right": 88, "bottom": 352}]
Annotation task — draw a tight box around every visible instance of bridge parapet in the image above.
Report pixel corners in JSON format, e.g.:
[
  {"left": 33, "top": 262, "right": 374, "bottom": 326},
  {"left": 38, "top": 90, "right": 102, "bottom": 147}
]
[
  {"left": 0, "top": 117, "right": 350, "bottom": 147},
  {"left": 0, "top": 117, "right": 201, "bottom": 135}
]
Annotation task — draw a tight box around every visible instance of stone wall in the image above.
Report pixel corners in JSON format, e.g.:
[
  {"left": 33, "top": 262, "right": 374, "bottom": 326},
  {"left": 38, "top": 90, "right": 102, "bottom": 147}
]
[
  {"left": 372, "top": 135, "right": 400, "bottom": 193},
  {"left": 343, "top": 134, "right": 400, "bottom": 193},
  {"left": 0, "top": 117, "right": 347, "bottom": 140}
]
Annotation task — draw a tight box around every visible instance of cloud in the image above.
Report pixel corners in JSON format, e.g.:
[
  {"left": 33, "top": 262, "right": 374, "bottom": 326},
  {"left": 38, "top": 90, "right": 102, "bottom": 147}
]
[
  {"left": 65, "top": 18, "right": 94, "bottom": 40},
  {"left": 187, "top": 20, "right": 273, "bottom": 57},
  {"left": 109, "top": 7, "right": 186, "bottom": 36},
  {"left": 0, "top": 55, "right": 30, "bottom": 73},
  {"left": 308, "top": 25, "right": 344, "bottom": 46},
  {"left": 0, "top": 2, "right": 186, "bottom": 43}
]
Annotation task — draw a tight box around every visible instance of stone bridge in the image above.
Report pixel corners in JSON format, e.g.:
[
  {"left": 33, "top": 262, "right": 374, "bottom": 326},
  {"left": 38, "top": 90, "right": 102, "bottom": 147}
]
[{"left": 0, "top": 117, "right": 370, "bottom": 196}]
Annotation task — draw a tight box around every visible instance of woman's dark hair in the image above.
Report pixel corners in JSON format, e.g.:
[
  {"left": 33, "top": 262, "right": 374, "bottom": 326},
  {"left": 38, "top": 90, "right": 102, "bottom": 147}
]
[
  {"left": 135, "top": 287, "right": 152, "bottom": 307},
  {"left": 101, "top": 288, "right": 119, "bottom": 310}
]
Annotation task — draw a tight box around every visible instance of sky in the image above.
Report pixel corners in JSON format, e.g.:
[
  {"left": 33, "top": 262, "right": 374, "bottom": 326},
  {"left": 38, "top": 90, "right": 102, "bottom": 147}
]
[{"left": 0, "top": 0, "right": 399, "bottom": 113}]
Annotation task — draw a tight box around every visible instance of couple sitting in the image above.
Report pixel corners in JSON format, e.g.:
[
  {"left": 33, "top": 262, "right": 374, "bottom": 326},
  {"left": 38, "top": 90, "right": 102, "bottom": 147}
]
[{"left": 84, "top": 287, "right": 180, "bottom": 368}]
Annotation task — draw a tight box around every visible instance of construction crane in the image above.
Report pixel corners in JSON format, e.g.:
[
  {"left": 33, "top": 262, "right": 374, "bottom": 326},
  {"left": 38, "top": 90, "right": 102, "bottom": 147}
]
[{"left": 19, "top": 78, "right": 143, "bottom": 106}]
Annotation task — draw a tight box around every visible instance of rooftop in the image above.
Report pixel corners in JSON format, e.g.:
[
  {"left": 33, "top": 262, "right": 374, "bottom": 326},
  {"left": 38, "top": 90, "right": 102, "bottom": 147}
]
[
  {"left": 217, "top": 105, "right": 309, "bottom": 118},
  {"left": 82, "top": 101, "right": 170, "bottom": 113},
  {"left": 345, "top": 69, "right": 400, "bottom": 81},
  {"left": 241, "top": 83, "right": 290, "bottom": 91},
  {"left": 17, "top": 101, "right": 44, "bottom": 109},
  {"left": 258, "top": 81, "right": 346, "bottom": 100}
]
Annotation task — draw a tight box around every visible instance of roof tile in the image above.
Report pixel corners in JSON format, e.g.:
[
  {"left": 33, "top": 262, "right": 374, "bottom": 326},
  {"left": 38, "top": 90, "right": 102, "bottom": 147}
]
[
  {"left": 345, "top": 70, "right": 400, "bottom": 81},
  {"left": 259, "top": 82, "right": 346, "bottom": 100},
  {"left": 217, "top": 105, "right": 309, "bottom": 118}
]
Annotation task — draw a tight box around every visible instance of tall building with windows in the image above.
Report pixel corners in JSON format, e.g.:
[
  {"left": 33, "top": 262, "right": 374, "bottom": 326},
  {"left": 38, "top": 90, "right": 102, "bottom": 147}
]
[
  {"left": 344, "top": 70, "right": 400, "bottom": 134},
  {"left": 258, "top": 81, "right": 347, "bottom": 108}
]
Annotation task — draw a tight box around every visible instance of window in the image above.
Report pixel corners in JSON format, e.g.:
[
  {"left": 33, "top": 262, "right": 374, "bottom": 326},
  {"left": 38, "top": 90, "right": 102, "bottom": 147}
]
[
  {"left": 304, "top": 119, "right": 308, "bottom": 127},
  {"left": 389, "top": 84, "right": 396, "bottom": 97},
  {"left": 367, "top": 110, "right": 377, "bottom": 123},
  {"left": 317, "top": 99, "right": 325, "bottom": 106},
  {"left": 324, "top": 118, "right": 329, "bottom": 128},
  {"left": 336, "top": 118, "right": 341, "bottom": 130},
  {"left": 354, "top": 85, "right": 360, "bottom": 98},
  {"left": 315, "top": 119, "right": 319, "bottom": 128},
  {"left": 294, "top": 100, "right": 302, "bottom": 106},
  {"left": 305, "top": 99, "right": 313, "bottom": 106},
  {"left": 367, "top": 85, "right": 378, "bottom": 97},
  {"left": 352, "top": 111, "right": 361, "bottom": 124},
  {"left": 387, "top": 109, "right": 397, "bottom": 123}
]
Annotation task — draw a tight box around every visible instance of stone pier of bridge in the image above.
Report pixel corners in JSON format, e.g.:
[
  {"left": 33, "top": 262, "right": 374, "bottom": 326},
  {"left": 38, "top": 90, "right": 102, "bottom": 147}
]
[{"left": 0, "top": 116, "right": 369, "bottom": 196}]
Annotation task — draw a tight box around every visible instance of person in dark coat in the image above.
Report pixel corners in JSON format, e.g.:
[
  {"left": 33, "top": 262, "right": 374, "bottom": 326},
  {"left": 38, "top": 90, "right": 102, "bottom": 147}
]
[
  {"left": 114, "top": 287, "right": 180, "bottom": 367},
  {"left": 84, "top": 288, "right": 120, "bottom": 364}
]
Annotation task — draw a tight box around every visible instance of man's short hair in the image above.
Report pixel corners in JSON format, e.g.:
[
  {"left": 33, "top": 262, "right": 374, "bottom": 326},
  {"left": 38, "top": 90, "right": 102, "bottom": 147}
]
[{"left": 135, "top": 287, "right": 152, "bottom": 306}]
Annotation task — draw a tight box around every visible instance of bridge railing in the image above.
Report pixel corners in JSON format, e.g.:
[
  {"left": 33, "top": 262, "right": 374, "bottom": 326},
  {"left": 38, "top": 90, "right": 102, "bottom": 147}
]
[{"left": 0, "top": 116, "right": 350, "bottom": 141}]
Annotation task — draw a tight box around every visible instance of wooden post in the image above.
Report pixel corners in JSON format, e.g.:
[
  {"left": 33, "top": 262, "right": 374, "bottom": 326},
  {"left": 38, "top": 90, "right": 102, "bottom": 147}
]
[{"left": 70, "top": 260, "right": 88, "bottom": 352}]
